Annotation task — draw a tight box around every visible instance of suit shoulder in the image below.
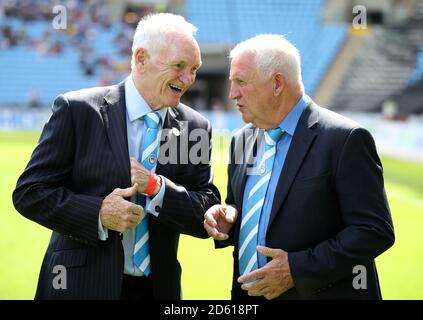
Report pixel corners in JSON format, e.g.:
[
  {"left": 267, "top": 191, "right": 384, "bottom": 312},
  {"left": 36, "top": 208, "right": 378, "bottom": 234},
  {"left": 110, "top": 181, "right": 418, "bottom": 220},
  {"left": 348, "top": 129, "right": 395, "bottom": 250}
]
[
  {"left": 313, "top": 104, "right": 362, "bottom": 132},
  {"left": 310, "top": 104, "right": 376, "bottom": 149},
  {"left": 61, "top": 85, "right": 114, "bottom": 106},
  {"left": 175, "top": 103, "right": 210, "bottom": 128}
]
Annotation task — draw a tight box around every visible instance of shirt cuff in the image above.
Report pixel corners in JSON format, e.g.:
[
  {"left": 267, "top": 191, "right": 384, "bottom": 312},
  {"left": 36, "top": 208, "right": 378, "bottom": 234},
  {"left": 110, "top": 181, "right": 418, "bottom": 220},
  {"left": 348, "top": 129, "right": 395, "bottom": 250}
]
[
  {"left": 98, "top": 214, "right": 108, "bottom": 241},
  {"left": 146, "top": 175, "right": 166, "bottom": 217}
]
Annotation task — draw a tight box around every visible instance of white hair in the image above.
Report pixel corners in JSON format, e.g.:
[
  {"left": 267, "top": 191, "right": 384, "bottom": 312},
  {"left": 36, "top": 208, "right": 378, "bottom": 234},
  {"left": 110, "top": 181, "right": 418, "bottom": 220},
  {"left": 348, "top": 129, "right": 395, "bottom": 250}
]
[
  {"left": 131, "top": 13, "right": 198, "bottom": 70},
  {"left": 230, "top": 34, "right": 303, "bottom": 91}
]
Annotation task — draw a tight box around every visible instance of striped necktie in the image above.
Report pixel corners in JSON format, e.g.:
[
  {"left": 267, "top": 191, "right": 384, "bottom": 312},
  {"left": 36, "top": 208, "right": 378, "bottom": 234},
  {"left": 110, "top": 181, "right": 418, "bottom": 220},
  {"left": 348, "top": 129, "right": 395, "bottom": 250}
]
[
  {"left": 238, "top": 127, "right": 283, "bottom": 278},
  {"left": 133, "top": 111, "right": 161, "bottom": 276}
]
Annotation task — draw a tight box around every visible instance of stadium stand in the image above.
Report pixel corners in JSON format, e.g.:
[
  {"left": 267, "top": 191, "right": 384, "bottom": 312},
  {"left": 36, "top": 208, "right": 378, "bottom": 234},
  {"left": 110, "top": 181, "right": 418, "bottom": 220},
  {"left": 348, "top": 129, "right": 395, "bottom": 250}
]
[
  {"left": 0, "top": 0, "right": 348, "bottom": 106},
  {"left": 1, "top": 0, "right": 421, "bottom": 114},
  {"left": 0, "top": 0, "right": 133, "bottom": 106},
  {"left": 187, "top": 0, "right": 348, "bottom": 95},
  {"left": 328, "top": 0, "right": 423, "bottom": 114},
  {"left": 408, "top": 48, "right": 423, "bottom": 85},
  {"left": 329, "top": 26, "right": 417, "bottom": 112}
]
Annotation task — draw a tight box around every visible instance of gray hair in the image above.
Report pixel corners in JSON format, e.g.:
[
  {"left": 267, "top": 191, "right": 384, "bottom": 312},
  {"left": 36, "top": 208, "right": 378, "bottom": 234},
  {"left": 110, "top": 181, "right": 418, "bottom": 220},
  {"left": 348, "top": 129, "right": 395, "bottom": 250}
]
[
  {"left": 230, "top": 34, "right": 303, "bottom": 91},
  {"left": 131, "top": 13, "right": 198, "bottom": 70}
]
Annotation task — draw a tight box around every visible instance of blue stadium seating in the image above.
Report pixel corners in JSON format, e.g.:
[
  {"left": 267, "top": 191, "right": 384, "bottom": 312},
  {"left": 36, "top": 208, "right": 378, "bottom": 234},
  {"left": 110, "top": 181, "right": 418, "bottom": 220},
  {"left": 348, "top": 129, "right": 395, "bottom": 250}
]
[
  {"left": 0, "top": 18, "right": 124, "bottom": 106},
  {"left": 0, "top": 44, "right": 98, "bottom": 105},
  {"left": 187, "top": 0, "right": 348, "bottom": 95},
  {"left": 0, "top": 1, "right": 347, "bottom": 105},
  {"left": 408, "top": 48, "right": 423, "bottom": 85}
]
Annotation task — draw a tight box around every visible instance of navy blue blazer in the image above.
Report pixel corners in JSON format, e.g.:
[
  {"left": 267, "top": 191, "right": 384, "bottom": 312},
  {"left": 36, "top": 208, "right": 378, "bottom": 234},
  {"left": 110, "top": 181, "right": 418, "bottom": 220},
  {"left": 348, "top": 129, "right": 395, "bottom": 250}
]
[
  {"left": 224, "top": 101, "right": 394, "bottom": 300},
  {"left": 13, "top": 82, "right": 220, "bottom": 299}
]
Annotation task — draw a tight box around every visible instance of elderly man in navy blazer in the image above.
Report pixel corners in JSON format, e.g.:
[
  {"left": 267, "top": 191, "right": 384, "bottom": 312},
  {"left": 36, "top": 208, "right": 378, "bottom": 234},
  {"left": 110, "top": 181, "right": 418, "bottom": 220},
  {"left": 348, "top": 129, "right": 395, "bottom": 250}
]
[
  {"left": 204, "top": 34, "right": 394, "bottom": 300},
  {"left": 13, "top": 13, "right": 220, "bottom": 300}
]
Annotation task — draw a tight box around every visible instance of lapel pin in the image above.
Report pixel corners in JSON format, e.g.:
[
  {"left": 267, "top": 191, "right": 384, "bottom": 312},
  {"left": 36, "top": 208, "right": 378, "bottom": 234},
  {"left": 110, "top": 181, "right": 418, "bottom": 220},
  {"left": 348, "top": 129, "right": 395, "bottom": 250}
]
[{"left": 172, "top": 127, "right": 180, "bottom": 136}]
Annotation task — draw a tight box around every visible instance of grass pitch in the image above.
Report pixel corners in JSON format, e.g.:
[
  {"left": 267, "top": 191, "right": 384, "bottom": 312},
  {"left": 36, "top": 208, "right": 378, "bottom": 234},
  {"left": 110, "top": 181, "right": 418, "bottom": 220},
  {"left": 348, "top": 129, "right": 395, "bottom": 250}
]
[{"left": 0, "top": 131, "right": 422, "bottom": 299}]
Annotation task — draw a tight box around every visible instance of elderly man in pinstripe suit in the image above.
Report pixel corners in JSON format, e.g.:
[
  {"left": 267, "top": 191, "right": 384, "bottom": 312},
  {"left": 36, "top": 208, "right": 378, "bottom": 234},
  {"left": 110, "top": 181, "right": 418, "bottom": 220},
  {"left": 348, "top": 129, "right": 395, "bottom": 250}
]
[{"left": 13, "top": 13, "right": 220, "bottom": 300}]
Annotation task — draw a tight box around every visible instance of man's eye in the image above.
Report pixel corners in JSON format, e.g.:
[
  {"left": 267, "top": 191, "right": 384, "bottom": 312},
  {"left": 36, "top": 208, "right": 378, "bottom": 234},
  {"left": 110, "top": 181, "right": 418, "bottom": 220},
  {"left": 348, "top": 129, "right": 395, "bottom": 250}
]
[{"left": 175, "top": 63, "right": 184, "bottom": 69}]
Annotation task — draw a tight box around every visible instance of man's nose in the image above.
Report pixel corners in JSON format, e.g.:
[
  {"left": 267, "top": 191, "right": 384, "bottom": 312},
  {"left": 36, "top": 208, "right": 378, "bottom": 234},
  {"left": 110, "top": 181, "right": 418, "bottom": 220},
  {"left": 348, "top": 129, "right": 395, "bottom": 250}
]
[
  {"left": 229, "top": 83, "right": 239, "bottom": 100},
  {"left": 180, "top": 70, "right": 195, "bottom": 86}
]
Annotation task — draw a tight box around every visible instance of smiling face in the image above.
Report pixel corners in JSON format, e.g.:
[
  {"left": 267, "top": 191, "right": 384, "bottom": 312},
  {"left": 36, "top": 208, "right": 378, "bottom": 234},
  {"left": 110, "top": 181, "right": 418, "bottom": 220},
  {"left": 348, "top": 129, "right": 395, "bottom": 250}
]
[
  {"left": 229, "top": 51, "right": 277, "bottom": 128},
  {"left": 134, "top": 32, "right": 201, "bottom": 109}
]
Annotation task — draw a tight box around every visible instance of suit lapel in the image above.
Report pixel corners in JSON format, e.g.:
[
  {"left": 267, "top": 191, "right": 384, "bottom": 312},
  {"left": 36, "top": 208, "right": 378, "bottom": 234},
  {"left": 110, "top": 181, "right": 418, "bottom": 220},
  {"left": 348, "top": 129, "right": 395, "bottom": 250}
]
[
  {"left": 267, "top": 103, "right": 319, "bottom": 230},
  {"left": 102, "top": 83, "right": 131, "bottom": 186},
  {"left": 235, "top": 127, "right": 261, "bottom": 213}
]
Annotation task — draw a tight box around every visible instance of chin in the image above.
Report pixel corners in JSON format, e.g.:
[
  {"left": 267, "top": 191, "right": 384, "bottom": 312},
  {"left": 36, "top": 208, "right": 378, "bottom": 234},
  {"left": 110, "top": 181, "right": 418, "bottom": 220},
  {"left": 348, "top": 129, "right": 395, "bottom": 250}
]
[
  {"left": 169, "top": 99, "right": 181, "bottom": 107},
  {"left": 168, "top": 101, "right": 180, "bottom": 108},
  {"left": 241, "top": 114, "right": 251, "bottom": 124}
]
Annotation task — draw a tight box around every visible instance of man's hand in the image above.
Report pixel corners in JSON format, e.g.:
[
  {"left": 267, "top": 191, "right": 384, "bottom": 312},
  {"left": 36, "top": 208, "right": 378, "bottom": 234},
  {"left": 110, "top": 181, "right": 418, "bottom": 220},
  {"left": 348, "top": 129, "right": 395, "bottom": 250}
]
[
  {"left": 203, "top": 205, "right": 238, "bottom": 240},
  {"left": 130, "top": 157, "right": 161, "bottom": 196},
  {"left": 238, "top": 246, "right": 294, "bottom": 300},
  {"left": 99, "top": 184, "right": 143, "bottom": 233}
]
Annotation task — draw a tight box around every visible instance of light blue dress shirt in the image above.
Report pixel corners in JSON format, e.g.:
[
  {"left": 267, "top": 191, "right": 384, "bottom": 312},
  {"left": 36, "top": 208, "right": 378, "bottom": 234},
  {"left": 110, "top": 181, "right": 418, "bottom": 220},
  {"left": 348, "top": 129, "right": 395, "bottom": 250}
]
[
  {"left": 242, "top": 94, "right": 309, "bottom": 268},
  {"left": 99, "top": 75, "right": 167, "bottom": 276}
]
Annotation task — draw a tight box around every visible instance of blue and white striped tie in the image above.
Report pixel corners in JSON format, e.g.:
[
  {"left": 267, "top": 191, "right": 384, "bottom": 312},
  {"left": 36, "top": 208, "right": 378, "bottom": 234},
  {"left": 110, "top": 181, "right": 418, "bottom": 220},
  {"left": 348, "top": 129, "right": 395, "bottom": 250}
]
[
  {"left": 238, "top": 127, "right": 283, "bottom": 278},
  {"left": 133, "top": 111, "right": 161, "bottom": 276}
]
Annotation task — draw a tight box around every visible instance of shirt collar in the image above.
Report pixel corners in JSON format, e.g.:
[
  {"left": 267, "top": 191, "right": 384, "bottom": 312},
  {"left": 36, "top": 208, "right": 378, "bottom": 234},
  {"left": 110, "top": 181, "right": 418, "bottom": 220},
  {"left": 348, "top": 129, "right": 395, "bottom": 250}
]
[
  {"left": 277, "top": 94, "right": 309, "bottom": 136},
  {"left": 125, "top": 75, "right": 167, "bottom": 123}
]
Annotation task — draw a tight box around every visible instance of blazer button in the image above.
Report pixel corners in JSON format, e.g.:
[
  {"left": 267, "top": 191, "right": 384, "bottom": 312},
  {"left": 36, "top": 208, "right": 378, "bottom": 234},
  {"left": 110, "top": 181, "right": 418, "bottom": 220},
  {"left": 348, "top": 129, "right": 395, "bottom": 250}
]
[{"left": 155, "top": 205, "right": 161, "bottom": 213}]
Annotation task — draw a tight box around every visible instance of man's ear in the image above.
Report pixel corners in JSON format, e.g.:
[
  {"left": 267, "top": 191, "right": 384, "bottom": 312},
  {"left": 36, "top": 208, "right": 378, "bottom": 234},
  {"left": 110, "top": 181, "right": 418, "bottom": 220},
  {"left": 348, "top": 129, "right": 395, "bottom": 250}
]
[
  {"left": 134, "top": 48, "right": 149, "bottom": 70},
  {"left": 273, "top": 73, "right": 285, "bottom": 96}
]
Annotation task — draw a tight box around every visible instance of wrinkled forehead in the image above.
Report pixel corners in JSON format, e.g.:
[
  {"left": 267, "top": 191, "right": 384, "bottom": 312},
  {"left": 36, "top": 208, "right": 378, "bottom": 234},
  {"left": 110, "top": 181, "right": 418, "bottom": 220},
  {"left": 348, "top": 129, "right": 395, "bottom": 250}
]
[
  {"left": 155, "top": 32, "right": 201, "bottom": 63},
  {"left": 230, "top": 50, "right": 257, "bottom": 78}
]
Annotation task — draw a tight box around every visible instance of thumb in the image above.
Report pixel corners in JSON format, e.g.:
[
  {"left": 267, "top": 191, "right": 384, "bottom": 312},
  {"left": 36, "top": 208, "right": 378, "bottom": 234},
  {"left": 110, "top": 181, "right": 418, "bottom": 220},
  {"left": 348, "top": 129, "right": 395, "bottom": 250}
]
[
  {"left": 257, "top": 245, "right": 280, "bottom": 258},
  {"left": 120, "top": 183, "right": 139, "bottom": 198},
  {"left": 225, "top": 206, "right": 238, "bottom": 223}
]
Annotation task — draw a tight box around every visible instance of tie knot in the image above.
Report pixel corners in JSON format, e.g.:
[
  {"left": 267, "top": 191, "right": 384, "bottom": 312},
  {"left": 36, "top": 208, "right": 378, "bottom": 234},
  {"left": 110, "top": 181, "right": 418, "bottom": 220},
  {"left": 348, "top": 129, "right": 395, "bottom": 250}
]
[
  {"left": 144, "top": 111, "right": 161, "bottom": 129},
  {"left": 264, "top": 127, "right": 283, "bottom": 146}
]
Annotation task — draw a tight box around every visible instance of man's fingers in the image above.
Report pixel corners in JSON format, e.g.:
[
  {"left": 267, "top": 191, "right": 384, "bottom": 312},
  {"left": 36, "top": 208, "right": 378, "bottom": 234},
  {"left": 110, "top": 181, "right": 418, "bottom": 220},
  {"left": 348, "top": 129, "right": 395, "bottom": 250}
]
[
  {"left": 204, "top": 204, "right": 226, "bottom": 226},
  {"left": 238, "top": 268, "right": 263, "bottom": 284},
  {"left": 247, "top": 290, "right": 262, "bottom": 297},
  {"left": 128, "top": 203, "right": 143, "bottom": 215},
  {"left": 130, "top": 157, "right": 146, "bottom": 170},
  {"left": 118, "top": 183, "right": 139, "bottom": 198},
  {"left": 241, "top": 279, "right": 266, "bottom": 292},
  {"left": 130, "top": 157, "right": 139, "bottom": 167},
  {"left": 203, "top": 220, "right": 229, "bottom": 240},
  {"left": 257, "top": 245, "right": 283, "bottom": 258},
  {"left": 127, "top": 213, "right": 142, "bottom": 226},
  {"left": 204, "top": 212, "right": 217, "bottom": 227}
]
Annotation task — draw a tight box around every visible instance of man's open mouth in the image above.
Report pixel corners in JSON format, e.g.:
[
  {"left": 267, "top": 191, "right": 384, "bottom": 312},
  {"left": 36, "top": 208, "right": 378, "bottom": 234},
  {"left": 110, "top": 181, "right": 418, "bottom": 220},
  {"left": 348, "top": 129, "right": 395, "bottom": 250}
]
[{"left": 169, "top": 84, "right": 183, "bottom": 93}]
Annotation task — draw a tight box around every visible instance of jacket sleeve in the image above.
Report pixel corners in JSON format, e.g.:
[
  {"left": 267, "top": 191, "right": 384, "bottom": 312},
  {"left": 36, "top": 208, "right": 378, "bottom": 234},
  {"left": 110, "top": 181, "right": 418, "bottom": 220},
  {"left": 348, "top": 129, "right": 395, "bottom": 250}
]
[
  {"left": 215, "top": 136, "right": 237, "bottom": 248},
  {"left": 12, "top": 95, "right": 103, "bottom": 247},
  {"left": 154, "top": 119, "right": 221, "bottom": 238},
  {"left": 288, "top": 127, "right": 395, "bottom": 297}
]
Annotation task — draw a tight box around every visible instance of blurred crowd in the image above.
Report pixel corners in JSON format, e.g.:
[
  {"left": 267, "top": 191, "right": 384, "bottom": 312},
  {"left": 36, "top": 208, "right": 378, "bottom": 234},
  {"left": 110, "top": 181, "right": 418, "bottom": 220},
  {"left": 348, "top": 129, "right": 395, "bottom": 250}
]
[
  {"left": 0, "top": 0, "right": 228, "bottom": 110},
  {"left": 0, "top": 0, "right": 157, "bottom": 85}
]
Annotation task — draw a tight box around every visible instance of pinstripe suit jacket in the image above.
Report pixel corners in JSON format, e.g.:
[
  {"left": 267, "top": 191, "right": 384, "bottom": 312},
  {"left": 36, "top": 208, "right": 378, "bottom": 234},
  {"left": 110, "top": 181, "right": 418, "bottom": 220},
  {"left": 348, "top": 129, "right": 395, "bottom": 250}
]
[{"left": 13, "top": 82, "right": 220, "bottom": 299}]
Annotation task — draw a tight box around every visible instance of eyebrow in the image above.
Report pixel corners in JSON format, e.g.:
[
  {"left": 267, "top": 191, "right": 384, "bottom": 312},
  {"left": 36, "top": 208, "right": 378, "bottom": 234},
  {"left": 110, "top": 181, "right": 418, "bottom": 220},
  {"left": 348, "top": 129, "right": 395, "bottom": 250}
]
[{"left": 173, "top": 60, "right": 201, "bottom": 69}]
